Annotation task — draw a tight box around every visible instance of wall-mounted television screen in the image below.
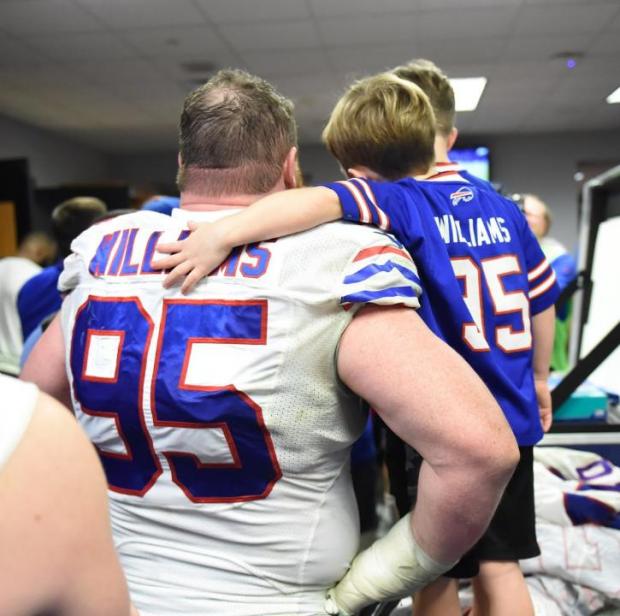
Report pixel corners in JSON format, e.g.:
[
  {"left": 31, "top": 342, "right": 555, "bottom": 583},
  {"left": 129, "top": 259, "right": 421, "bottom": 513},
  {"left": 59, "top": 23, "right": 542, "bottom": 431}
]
[{"left": 450, "top": 146, "right": 490, "bottom": 182}]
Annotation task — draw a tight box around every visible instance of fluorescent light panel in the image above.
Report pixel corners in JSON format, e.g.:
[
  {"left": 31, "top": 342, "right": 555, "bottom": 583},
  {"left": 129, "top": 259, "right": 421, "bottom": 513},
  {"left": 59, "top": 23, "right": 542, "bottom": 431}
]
[
  {"left": 606, "top": 86, "right": 620, "bottom": 104},
  {"left": 449, "top": 77, "right": 487, "bottom": 112}
]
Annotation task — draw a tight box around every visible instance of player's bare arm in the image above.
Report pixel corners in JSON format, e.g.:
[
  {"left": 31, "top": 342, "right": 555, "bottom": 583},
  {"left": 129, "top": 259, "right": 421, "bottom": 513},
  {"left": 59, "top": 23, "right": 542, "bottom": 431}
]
[
  {"left": 532, "top": 305, "right": 556, "bottom": 432},
  {"left": 21, "top": 313, "right": 71, "bottom": 408},
  {"left": 0, "top": 390, "right": 132, "bottom": 616},
  {"left": 153, "top": 186, "right": 341, "bottom": 293},
  {"left": 328, "top": 304, "right": 519, "bottom": 614}
]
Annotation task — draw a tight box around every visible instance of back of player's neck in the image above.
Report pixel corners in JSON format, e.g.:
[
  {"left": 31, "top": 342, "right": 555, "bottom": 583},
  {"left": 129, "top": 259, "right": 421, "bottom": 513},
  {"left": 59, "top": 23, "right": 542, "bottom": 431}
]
[{"left": 180, "top": 192, "right": 256, "bottom": 211}]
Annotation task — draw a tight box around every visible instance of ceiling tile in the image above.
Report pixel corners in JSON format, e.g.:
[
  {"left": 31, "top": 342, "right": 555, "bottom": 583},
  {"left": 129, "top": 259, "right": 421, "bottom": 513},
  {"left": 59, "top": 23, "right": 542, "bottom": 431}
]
[
  {"left": 513, "top": 4, "right": 620, "bottom": 36},
  {"left": 196, "top": 0, "right": 311, "bottom": 23},
  {"left": 325, "top": 44, "right": 422, "bottom": 74},
  {"left": 558, "top": 56, "right": 620, "bottom": 88},
  {"left": 0, "top": 0, "right": 104, "bottom": 34},
  {"left": 552, "top": 79, "right": 616, "bottom": 105},
  {"left": 524, "top": 0, "right": 618, "bottom": 5},
  {"left": 240, "top": 48, "right": 331, "bottom": 77},
  {"left": 0, "top": 64, "right": 86, "bottom": 90},
  {"left": 418, "top": 0, "right": 521, "bottom": 5},
  {"left": 0, "top": 34, "right": 48, "bottom": 66},
  {"left": 66, "top": 59, "right": 163, "bottom": 85},
  {"left": 502, "top": 33, "right": 594, "bottom": 62},
  {"left": 74, "top": 0, "right": 207, "bottom": 29},
  {"left": 588, "top": 31, "right": 620, "bottom": 55},
  {"left": 269, "top": 71, "right": 341, "bottom": 99},
  {"left": 487, "top": 59, "right": 565, "bottom": 81},
  {"left": 151, "top": 54, "right": 244, "bottom": 89},
  {"left": 118, "top": 80, "right": 185, "bottom": 105},
  {"left": 479, "top": 80, "right": 556, "bottom": 108},
  {"left": 317, "top": 13, "right": 420, "bottom": 47},
  {"left": 415, "top": 7, "right": 520, "bottom": 40},
  {"left": 24, "top": 32, "right": 137, "bottom": 62},
  {"left": 607, "top": 7, "right": 620, "bottom": 29},
  {"left": 219, "top": 20, "right": 321, "bottom": 51},
  {"left": 417, "top": 37, "right": 507, "bottom": 66},
  {"left": 309, "top": 0, "right": 420, "bottom": 18},
  {"left": 119, "top": 26, "right": 232, "bottom": 59},
  {"left": 440, "top": 62, "right": 496, "bottom": 78}
]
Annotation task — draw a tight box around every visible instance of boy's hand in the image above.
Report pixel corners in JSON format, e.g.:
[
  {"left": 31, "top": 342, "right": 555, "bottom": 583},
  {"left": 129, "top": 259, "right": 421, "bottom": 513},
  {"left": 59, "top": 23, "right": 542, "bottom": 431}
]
[
  {"left": 152, "top": 221, "right": 232, "bottom": 293},
  {"left": 535, "top": 377, "right": 553, "bottom": 432}
]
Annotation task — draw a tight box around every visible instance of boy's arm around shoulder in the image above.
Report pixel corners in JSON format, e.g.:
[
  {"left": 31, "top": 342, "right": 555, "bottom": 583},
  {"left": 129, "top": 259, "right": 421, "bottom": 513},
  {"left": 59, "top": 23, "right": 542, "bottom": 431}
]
[{"left": 153, "top": 187, "right": 342, "bottom": 293}]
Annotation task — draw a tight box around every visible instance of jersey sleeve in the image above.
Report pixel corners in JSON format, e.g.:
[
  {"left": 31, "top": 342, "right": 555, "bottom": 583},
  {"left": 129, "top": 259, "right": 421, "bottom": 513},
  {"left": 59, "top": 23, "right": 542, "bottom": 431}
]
[
  {"left": 512, "top": 204, "right": 560, "bottom": 315},
  {"left": 336, "top": 232, "right": 423, "bottom": 311},
  {"left": 58, "top": 236, "right": 90, "bottom": 293},
  {"left": 323, "top": 178, "right": 417, "bottom": 246},
  {"left": 550, "top": 252, "right": 577, "bottom": 291}
]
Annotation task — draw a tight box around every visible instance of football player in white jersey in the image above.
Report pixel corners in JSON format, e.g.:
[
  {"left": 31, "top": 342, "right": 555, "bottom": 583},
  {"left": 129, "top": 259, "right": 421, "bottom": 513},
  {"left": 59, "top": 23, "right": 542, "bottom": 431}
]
[
  {"left": 22, "top": 70, "right": 518, "bottom": 616},
  {"left": 0, "top": 374, "right": 133, "bottom": 615}
]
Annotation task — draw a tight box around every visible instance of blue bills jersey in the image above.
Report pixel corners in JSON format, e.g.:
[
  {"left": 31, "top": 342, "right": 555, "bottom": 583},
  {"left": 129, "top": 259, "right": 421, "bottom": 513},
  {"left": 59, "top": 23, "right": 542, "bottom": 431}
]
[
  {"left": 432, "top": 161, "right": 496, "bottom": 192},
  {"left": 325, "top": 174, "right": 560, "bottom": 445}
]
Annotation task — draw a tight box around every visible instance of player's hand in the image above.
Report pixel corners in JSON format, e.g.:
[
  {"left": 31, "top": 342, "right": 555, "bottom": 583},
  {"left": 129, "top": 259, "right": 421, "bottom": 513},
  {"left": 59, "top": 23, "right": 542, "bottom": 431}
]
[
  {"left": 152, "top": 221, "right": 232, "bottom": 294},
  {"left": 535, "top": 377, "right": 553, "bottom": 432},
  {"left": 324, "top": 587, "right": 353, "bottom": 616}
]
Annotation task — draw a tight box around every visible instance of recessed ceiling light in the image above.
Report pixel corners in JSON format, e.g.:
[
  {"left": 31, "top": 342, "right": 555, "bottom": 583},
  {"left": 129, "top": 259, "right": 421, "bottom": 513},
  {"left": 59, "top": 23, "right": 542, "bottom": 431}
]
[
  {"left": 551, "top": 50, "right": 584, "bottom": 70},
  {"left": 607, "top": 87, "right": 620, "bottom": 104},
  {"left": 449, "top": 77, "right": 487, "bottom": 112}
]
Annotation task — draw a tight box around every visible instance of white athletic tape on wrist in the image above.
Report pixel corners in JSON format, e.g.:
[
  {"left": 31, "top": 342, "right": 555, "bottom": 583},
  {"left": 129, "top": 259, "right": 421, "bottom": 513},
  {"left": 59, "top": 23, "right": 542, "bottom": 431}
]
[{"left": 324, "top": 513, "right": 456, "bottom": 615}]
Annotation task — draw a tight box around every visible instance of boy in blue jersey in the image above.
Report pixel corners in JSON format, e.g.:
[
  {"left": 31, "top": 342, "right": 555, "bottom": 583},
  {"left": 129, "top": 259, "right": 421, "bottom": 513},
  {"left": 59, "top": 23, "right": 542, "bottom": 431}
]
[{"left": 154, "top": 71, "right": 559, "bottom": 616}]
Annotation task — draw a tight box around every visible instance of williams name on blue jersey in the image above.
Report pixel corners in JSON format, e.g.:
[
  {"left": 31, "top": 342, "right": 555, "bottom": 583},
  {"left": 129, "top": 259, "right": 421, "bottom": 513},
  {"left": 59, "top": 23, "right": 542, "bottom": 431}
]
[{"left": 325, "top": 173, "right": 560, "bottom": 446}]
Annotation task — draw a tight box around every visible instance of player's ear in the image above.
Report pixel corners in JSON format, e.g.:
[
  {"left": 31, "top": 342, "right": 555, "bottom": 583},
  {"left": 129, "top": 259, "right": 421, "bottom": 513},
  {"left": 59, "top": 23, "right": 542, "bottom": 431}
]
[
  {"left": 347, "top": 166, "right": 382, "bottom": 181},
  {"left": 447, "top": 127, "right": 459, "bottom": 151},
  {"left": 283, "top": 147, "right": 298, "bottom": 189}
]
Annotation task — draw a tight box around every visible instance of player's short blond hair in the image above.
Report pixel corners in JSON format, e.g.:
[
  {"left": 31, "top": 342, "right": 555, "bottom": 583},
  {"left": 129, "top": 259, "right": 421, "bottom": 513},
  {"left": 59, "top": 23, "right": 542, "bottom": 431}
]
[
  {"left": 322, "top": 72, "right": 436, "bottom": 180},
  {"left": 393, "top": 59, "right": 455, "bottom": 137}
]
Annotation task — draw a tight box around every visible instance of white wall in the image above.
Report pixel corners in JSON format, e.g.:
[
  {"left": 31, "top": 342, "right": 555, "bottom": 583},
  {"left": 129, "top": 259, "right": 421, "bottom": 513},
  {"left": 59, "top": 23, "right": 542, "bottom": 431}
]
[
  {"left": 107, "top": 152, "right": 179, "bottom": 193},
  {"left": 302, "top": 130, "right": 620, "bottom": 251},
  {"left": 475, "top": 130, "right": 620, "bottom": 252},
  {"left": 0, "top": 115, "right": 110, "bottom": 186},
  {"left": 3, "top": 109, "right": 618, "bottom": 251}
]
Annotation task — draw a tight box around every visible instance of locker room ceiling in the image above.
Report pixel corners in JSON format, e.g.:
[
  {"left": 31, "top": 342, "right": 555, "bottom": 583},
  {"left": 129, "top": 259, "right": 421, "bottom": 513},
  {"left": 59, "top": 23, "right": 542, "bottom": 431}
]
[{"left": 0, "top": 0, "right": 619, "bottom": 153}]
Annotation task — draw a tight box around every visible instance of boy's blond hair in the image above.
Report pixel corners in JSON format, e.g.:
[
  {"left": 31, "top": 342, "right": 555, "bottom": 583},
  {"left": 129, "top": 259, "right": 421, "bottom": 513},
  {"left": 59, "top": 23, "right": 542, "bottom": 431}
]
[
  {"left": 392, "top": 59, "right": 455, "bottom": 138},
  {"left": 322, "top": 72, "right": 435, "bottom": 180}
]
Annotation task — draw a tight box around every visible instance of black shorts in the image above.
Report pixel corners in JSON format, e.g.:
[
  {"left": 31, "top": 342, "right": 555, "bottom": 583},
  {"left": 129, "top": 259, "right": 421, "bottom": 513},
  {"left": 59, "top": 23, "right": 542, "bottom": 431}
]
[
  {"left": 407, "top": 447, "right": 540, "bottom": 579},
  {"left": 376, "top": 426, "right": 540, "bottom": 578}
]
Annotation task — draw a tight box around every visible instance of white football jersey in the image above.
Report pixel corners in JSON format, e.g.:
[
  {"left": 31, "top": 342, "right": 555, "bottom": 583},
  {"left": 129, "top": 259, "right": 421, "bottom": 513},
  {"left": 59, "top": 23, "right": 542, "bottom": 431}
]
[
  {"left": 0, "top": 256, "right": 41, "bottom": 374},
  {"left": 0, "top": 375, "right": 38, "bottom": 470},
  {"left": 59, "top": 208, "right": 422, "bottom": 616}
]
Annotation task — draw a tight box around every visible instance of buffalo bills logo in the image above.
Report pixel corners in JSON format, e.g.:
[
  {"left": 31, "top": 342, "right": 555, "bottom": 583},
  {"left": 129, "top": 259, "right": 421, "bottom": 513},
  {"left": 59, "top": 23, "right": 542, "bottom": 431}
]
[{"left": 450, "top": 187, "right": 474, "bottom": 206}]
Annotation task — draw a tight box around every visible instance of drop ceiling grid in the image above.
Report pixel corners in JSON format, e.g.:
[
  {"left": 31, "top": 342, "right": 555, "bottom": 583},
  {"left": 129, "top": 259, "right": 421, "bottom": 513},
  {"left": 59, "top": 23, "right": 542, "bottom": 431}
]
[{"left": 0, "top": 0, "right": 616, "bottom": 151}]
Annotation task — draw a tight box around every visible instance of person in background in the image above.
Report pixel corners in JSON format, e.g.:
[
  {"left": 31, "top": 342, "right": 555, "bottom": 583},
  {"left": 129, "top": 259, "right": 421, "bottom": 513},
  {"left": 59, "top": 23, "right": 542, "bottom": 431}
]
[
  {"left": 0, "top": 231, "right": 56, "bottom": 374},
  {"left": 141, "top": 194, "right": 180, "bottom": 216},
  {"left": 523, "top": 193, "right": 577, "bottom": 372},
  {"left": 17, "top": 197, "right": 107, "bottom": 345},
  {"left": 0, "top": 374, "right": 133, "bottom": 615}
]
